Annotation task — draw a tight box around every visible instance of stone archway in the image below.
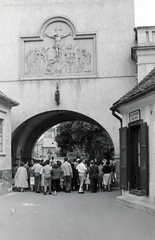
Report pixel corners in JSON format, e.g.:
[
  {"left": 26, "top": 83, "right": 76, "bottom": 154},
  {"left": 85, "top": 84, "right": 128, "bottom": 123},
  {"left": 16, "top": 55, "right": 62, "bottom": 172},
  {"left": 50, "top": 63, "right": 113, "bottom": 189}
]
[{"left": 12, "top": 110, "right": 114, "bottom": 163}]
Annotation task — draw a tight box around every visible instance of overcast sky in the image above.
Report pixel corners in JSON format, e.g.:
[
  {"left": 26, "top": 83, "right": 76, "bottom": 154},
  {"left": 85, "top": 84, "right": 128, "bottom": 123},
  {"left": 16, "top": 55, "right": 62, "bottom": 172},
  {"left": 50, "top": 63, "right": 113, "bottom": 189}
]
[{"left": 134, "top": 0, "right": 155, "bottom": 26}]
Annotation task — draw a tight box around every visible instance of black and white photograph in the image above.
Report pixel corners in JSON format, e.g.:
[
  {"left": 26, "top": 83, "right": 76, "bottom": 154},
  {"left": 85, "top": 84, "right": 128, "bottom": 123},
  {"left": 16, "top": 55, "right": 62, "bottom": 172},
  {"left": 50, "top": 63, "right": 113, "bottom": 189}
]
[{"left": 0, "top": 0, "right": 155, "bottom": 239}]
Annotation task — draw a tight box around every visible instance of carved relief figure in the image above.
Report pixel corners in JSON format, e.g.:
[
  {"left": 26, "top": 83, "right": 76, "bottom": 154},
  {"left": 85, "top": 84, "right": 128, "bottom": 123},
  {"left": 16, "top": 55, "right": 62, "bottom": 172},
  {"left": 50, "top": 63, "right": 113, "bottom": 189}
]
[
  {"left": 25, "top": 48, "right": 50, "bottom": 75},
  {"left": 34, "top": 48, "right": 42, "bottom": 74},
  {"left": 25, "top": 50, "right": 37, "bottom": 74},
  {"left": 46, "top": 58, "right": 56, "bottom": 74},
  {"left": 45, "top": 27, "right": 71, "bottom": 61},
  {"left": 64, "top": 44, "right": 75, "bottom": 73},
  {"left": 25, "top": 46, "right": 92, "bottom": 75},
  {"left": 23, "top": 19, "right": 95, "bottom": 78},
  {"left": 40, "top": 47, "right": 49, "bottom": 73},
  {"left": 25, "top": 26, "right": 92, "bottom": 76},
  {"left": 75, "top": 48, "right": 82, "bottom": 73},
  {"left": 82, "top": 49, "right": 92, "bottom": 72}
]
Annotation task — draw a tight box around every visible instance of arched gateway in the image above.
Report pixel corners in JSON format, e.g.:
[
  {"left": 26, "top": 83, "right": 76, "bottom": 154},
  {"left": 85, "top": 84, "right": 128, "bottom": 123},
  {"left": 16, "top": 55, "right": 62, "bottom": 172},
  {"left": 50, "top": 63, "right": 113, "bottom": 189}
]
[
  {"left": 12, "top": 110, "right": 114, "bottom": 162},
  {"left": 0, "top": 0, "right": 136, "bottom": 193},
  {"left": 11, "top": 15, "right": 115, "bottom": 162}
]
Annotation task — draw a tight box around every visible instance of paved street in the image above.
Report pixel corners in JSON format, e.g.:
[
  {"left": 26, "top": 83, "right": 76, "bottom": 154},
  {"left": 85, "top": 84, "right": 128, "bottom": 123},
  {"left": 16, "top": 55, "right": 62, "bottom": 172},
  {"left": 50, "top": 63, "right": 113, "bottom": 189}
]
[{"left": 0, "top": 189, "right": 155, "bottom": 240}]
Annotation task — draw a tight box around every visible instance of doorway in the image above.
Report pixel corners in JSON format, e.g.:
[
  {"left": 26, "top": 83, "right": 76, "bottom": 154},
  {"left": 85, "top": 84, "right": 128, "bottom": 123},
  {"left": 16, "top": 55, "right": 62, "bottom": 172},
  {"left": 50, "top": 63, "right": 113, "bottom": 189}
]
[
  {"left": 129, "top": 125, "right": 141, "bottom": 191},
  {"left": 119, "top": 121, "right": 148, "bottom": 196},
  {"left": 128, "top": 121, "right": 148, "bottom": 196}
]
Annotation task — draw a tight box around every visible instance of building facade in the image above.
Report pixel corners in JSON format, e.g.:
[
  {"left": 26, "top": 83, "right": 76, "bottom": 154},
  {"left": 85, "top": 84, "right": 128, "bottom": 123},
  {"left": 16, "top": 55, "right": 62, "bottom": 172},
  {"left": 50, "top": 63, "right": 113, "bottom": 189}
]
[
  {"left": 0, "top": 91, "right": 18, "bottom": 194},
  {"left": 34, "top": 127, "right": 58, "bottom": 158},
  {"left": 0, "top": 0, "right": 136, "bottom": 164},
  {"left": 111, "top": 26, "right": 155, "bottom": 214}
]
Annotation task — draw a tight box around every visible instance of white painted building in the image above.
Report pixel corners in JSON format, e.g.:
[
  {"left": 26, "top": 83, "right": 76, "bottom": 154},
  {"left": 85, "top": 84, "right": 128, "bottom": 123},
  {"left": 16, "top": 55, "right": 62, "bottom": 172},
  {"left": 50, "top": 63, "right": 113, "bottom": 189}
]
[
  {"left": 34, "top": 127, "right": 58, "bottom": 158},
  {"left": 0, "top": 91, "right": 18, "bottom": 194},
  {"left": 34, "top": 137, "right": 58, "bottom": 158},
  {"left": 0, "top": 0, "right": 136, "bottom": 163},
  {"left": 111, "top": 26, "right": 155, "bottom": 214}
]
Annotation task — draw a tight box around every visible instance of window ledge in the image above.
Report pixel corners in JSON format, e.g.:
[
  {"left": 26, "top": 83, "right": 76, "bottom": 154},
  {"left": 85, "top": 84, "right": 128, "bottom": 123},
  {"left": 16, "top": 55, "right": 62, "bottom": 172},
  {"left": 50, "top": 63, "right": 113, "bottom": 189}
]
[{"left": 0, "top": 152, "right": 6, "bottom": 156}]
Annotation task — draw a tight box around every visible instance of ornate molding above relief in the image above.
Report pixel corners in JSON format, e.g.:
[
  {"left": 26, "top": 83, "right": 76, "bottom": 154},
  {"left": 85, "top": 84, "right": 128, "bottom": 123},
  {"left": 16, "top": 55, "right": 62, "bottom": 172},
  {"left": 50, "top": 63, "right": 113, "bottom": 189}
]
[{"left": 20, "top": 16, "right": 97, "bottom": 80}]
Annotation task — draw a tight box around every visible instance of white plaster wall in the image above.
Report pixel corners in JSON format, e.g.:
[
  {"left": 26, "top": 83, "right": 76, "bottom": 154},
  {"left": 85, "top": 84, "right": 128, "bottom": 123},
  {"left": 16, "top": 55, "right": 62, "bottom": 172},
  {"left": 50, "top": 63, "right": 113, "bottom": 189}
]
[
  {"left": 0, "top": 0, "right": 135, "bottom": 81},
  {"left": 119, "top": 94, "right": 155, "bottom": 204},
  {"left": 0, "top": 102, "right": 12, "bottom": 170},
  {"left": 149, "top": 105, "right": 155, "bottom": 203},
  {"left": 0, "top": 0, "right": 136, "bottom": 157},
  {"left": 135, "top": 27, "right": 155, "bottom": 82},
  {"left": 1, "top": 76, "right": 136, "bottom": 156}
]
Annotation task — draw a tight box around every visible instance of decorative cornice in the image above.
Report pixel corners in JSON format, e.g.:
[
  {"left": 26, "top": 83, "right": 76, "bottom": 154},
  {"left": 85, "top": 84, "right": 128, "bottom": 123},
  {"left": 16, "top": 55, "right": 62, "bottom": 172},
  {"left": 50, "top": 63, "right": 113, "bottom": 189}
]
[
  {"left": 0, "top": 91, "right": 19, "bottom": 107},
  {"left": 131, "top": 45, "right": 155, "bottom": 62}
]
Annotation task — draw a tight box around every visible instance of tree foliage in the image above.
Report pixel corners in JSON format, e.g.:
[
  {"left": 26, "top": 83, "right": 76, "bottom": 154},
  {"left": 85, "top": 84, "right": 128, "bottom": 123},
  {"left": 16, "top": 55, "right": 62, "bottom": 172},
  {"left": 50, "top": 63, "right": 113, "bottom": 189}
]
[{"left": 55, "top": 121, "right": 114, "bottom": 160}]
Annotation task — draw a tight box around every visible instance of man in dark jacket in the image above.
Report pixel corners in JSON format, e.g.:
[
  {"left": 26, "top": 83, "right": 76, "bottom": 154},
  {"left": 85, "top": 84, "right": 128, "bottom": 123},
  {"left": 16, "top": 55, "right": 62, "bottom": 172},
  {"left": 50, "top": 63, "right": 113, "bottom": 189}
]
[{"left": 89, "top": 160, "right": 99, "bottom": 193}]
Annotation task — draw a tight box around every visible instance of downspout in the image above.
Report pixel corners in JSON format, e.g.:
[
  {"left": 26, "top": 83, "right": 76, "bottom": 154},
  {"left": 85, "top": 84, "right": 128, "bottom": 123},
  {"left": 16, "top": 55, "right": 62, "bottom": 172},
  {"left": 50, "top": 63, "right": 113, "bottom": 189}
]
[
  {"left": 111, "top": 110, "right": 122, "bottom": 128},
  {"left": 111, "top": 109, "right": 122, "bottom": 195}
]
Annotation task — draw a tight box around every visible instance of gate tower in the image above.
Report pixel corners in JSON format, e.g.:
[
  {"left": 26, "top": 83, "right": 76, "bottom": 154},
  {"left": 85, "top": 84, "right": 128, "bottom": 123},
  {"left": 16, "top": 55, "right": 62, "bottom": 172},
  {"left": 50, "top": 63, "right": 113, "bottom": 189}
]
[{"left": 0, "top": 0, "right": 136, "bottom": 163}]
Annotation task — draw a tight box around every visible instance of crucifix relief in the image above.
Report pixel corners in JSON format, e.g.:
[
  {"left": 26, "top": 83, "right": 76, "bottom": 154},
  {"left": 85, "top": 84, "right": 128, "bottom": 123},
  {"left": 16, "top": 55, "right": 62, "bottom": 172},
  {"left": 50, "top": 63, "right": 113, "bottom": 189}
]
[
  {"left": 45, "top": 25, "right": 71, "bottom": 61},
  {"left": 22, "top": 18, "right": 96, "bottom": 78}
]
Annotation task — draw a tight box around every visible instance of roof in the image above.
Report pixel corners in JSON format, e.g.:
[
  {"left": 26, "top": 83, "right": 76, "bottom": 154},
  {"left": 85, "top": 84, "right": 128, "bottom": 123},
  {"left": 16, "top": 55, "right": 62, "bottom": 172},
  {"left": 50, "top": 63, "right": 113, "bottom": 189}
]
[
  {"left": 0, "top": 90, "right": 19, "bottom": 107},
  {"left": 110, "top": 67, "right": 155, "bottom": 111}
]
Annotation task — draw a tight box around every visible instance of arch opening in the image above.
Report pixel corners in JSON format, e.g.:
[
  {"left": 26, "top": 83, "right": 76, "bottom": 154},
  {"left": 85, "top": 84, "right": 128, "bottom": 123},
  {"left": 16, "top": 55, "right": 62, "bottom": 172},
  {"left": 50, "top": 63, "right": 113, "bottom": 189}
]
[{"left": 12, "top": 110, "right": 114, "bottom": 164}]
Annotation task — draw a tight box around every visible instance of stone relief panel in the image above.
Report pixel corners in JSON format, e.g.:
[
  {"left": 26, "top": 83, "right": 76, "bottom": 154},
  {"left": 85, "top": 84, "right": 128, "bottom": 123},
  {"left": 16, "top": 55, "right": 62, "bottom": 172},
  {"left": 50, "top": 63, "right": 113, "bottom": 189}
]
[{"left": 20, "top": 17, "right": 97, "bottom": 79}]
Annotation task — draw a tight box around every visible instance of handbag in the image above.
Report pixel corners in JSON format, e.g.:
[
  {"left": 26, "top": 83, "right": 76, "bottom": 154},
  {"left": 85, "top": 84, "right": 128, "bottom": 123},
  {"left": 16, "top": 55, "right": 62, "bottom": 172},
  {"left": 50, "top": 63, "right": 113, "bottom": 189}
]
[{"left": 30, "top": 176, "right": 35, "bottom": 185}]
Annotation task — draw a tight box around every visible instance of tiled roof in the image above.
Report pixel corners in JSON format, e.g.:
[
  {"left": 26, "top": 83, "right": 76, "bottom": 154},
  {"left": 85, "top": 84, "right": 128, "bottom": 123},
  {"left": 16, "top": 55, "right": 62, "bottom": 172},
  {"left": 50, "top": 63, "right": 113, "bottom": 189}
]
[
  {"left": 110, "top": 67, "right": 155, "bottom": 111},
  {"left": 0, "top": 90, "right": 19, "bottom": 106}
]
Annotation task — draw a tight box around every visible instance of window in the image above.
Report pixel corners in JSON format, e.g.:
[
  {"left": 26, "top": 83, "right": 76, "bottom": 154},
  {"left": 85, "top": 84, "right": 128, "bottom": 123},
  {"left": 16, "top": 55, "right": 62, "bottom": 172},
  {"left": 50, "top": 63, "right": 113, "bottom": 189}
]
[{"left": 0, "top": 120, "right": 3, "bottom": 152}]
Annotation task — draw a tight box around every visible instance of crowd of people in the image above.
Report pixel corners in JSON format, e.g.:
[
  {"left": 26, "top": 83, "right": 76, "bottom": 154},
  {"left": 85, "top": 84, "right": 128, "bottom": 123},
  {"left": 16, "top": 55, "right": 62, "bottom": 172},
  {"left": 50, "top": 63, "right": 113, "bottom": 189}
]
[{"left": 12, "top": 157, "right": 116, "bottom": 195}]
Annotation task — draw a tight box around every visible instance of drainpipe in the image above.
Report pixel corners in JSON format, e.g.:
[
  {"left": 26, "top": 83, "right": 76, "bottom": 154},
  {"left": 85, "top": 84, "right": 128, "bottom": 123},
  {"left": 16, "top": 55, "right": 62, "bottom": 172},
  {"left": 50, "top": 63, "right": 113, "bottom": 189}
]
[
  {"left": 111, "top": 109, "right": 122, "bottom": 194},
  {"left": 111, "top": 110, "right": 122, "bottom": 128}
]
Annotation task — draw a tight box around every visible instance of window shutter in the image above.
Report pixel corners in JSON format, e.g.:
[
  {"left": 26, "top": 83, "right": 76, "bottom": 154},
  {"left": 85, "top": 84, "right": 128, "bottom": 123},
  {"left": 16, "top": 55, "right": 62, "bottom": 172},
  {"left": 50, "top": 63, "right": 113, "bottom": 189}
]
[
  {"left": 140, "top": 122, "right": 149, "bottom": 196},
  {"left": 119, "top": 127, "right": 128, "bottom": 190}
]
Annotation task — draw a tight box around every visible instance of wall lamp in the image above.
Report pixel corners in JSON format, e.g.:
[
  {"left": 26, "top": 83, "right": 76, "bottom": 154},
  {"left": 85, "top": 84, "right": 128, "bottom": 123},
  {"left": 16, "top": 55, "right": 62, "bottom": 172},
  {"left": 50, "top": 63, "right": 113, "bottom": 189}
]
[{"left": 55, "top": 83, "right": 60, "bottom": 105}]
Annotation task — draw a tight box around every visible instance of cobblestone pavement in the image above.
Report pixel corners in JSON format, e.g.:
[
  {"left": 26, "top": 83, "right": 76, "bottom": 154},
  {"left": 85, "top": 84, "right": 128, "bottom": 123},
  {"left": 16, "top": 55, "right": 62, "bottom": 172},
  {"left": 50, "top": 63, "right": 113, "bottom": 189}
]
[{"left": 0, "top": 189, "right": 155, "bottom": 240}]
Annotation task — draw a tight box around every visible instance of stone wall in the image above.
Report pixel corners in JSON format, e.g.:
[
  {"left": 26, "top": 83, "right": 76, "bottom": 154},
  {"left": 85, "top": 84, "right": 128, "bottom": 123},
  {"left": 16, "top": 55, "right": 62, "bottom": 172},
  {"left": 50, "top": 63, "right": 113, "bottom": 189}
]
[{"left": 0, "top": 169, "right": 12, "bottom": 195}]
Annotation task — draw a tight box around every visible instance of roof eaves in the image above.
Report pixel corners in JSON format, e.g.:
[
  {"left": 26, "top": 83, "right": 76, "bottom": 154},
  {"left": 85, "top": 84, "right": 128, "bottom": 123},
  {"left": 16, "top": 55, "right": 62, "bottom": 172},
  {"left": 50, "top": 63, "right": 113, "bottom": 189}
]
[
  {"left": 0, "top": 91, "right": 19, "bottom": 107},
  {"left": 110, "top": 67, "right": 155, "bottom": 111},
  {"left": 110, "top": 85, "right": 155, "bottom": 111}
]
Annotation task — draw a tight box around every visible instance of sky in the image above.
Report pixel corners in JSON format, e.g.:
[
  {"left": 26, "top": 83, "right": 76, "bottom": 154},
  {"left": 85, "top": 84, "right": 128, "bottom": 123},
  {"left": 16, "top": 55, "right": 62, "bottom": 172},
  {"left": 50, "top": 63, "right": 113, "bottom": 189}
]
[{"left": 134, "top": 0, "right": 155, "bottom": 27}]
